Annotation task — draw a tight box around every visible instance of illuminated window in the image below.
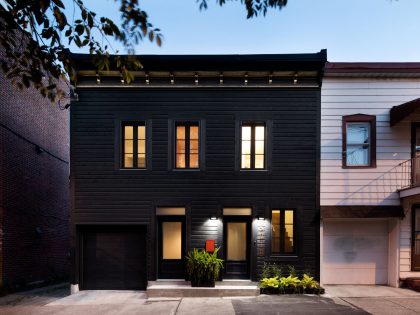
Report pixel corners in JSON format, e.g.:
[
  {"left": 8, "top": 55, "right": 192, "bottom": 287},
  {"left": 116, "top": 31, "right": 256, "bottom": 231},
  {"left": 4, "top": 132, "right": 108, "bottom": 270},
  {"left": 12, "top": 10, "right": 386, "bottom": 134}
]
[
  {"left": 122, "top": 122, "right": 146, "bottom": 169},
  {"left": 241, "top": 123, "right": 265, "bottom": 169},
  {"left": 271, "top": 209, "right": 295, "bottom": 254},
  {"left": 175, "top": 122, "right": 199, "bottom": 169}
]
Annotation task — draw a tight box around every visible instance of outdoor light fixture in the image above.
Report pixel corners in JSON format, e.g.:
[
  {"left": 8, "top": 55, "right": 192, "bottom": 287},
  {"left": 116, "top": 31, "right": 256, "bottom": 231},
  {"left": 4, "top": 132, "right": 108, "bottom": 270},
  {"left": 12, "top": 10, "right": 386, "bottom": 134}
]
[
  {"left": 293, "top": 72, "right": 298, "bottom": 85},
  {"left": 195, "top": 73, "right": 199, "bottom": 85},
  {"left": 244, "top": 73, "right": 248, "bottom": 85},
  {"left": 170, "top": 73, "right": 174, "bottom": 85},
  {"left": 210, "top": 215, "right": 217, "bottom": 220},
  {"left": 268, "top": 73, "right": 273, "bottom": 85},
  {"left": 258, "top": 216, "right": 265, "bottom": 221},
  {"left": 145, "top": 73, "right": 150, "bottom": 85},
  {"left": 96, "top": 73, "right": 101, "bottom": 84},
  {"left": 219, "top": 72, "right": 224, "bottom": 85}
]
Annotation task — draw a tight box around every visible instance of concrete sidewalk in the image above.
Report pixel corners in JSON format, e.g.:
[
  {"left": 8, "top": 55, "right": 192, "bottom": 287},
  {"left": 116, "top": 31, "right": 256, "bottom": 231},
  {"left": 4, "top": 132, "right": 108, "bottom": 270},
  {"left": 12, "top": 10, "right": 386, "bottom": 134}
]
[{"left": 324, "top": 285, "right": 420, "bottom": 315}]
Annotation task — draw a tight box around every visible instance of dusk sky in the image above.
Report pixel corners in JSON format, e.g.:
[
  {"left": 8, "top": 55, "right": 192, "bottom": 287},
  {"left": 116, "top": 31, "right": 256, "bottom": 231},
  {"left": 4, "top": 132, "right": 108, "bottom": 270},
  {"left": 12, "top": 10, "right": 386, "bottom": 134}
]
[{"left": 68, "top": 0, "right": 420, "bottom": 61}]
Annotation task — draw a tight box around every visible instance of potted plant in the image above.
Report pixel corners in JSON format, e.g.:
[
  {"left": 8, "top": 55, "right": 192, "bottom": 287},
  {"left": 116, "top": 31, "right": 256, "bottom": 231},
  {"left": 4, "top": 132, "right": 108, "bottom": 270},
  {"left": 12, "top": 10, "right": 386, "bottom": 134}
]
[{"left": 185, "top": 248, "right": 224, "bottom": 287}]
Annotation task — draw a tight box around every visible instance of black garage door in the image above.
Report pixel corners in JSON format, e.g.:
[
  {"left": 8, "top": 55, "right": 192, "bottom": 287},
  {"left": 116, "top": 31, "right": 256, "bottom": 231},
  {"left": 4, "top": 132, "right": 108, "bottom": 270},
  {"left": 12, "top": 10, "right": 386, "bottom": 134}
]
[{"left": 81, "top": 226, "right": 147, "bottom": 290}]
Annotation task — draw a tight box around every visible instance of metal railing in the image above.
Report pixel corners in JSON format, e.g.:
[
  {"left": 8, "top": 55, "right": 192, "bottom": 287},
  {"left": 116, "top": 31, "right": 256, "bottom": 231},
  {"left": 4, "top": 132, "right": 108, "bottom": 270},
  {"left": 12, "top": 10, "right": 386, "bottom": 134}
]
[{"left": 397, "top": 156, "right": 420, "bottom": 190}]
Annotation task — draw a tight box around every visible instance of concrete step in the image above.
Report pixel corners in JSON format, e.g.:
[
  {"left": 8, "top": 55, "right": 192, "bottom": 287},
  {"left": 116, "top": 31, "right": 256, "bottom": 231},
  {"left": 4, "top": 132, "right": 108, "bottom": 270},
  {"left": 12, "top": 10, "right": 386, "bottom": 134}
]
[{"left": 147, "top": 280, "right": 259, "bottom": 298}]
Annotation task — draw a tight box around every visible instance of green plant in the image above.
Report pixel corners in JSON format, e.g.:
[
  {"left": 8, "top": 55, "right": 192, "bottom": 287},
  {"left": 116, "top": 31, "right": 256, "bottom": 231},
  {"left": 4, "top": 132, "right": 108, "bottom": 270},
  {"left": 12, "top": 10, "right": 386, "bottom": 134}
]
[
  {"left": 260, "top": 277, "right": 279, "bottom": 289},
  {"left": 287, "top": 265, "right": 297, "bottom": 277},
  {"left": 300, "top": 274, "right": 319, "bottom": 290},
  {"left": 279, "top": 275, "right": 301, "bottom": 288},
  {"left": 185, "top": 248, "right": 224, "bottom": 286},
  {"left": 260, "top": 262, "right": 283, "bottom": 279}
]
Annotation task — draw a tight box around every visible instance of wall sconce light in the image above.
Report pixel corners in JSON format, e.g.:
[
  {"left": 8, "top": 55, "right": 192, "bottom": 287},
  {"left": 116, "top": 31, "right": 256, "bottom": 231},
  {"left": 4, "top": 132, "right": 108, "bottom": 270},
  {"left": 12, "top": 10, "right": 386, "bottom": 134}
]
[
  {"left": 210, "top": 215, "right": 217, "bottom": 220},
  {"left": 219, "top": 72, "right": 224, "bottom": 85},
  {"left": 293, "top": 72, "right": 298, "bottom": 85},
  {"left": 195, "top": 73, "right": 199, "bottom": 85},
  {"left": 258, "top": 216, "right": 265, "bottom": 221},
  {"left": 170, "top": 73, "right": 175, "bottom": 85},
  {"left": 96, "top": 73, "right": 101, "bottom": 84},
  {"left": 145, "top": 73, "right": 150, "bottom": 85},
  {"left": 244, "top": 72, "right": 248, "bottom": 85},
  {"left": 268, "top": 73, "right": 273, "bottom": 85}
]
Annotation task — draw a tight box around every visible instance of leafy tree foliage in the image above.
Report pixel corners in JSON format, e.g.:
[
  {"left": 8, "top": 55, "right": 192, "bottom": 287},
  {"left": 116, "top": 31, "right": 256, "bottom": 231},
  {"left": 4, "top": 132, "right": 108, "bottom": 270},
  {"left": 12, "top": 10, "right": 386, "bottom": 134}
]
[{"left": 0, "top": 0, "right": 287, "bottom": 102}]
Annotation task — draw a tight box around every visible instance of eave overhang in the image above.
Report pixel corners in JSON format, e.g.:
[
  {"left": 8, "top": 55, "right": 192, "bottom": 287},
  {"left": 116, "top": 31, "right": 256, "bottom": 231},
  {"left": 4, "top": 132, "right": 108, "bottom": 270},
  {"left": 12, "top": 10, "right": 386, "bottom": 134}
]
[
  {"left": 390, "top": 98, "right": 420, "bottom": 126},
  {"left": 321, "top": 205, "right": 405, "bottom": 219},
  {"left": 67, "top": 49, "right": 327, "bottom": 88}
]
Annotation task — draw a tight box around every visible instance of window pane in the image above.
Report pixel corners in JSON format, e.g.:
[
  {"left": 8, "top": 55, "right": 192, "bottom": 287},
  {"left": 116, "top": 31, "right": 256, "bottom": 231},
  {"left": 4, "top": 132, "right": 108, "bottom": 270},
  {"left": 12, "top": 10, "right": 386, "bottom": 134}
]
[
  {"left": 162, "top": 222, "right": 182, "bottom": 259},
  {"left": 241, "top": 154, "right": 251, "bottom": 169},
  {"left": 255, "top": 140, "right": 264, "bottom": 154},
  {"left": 124, "top": 154, "right": 133, "bottom": 168},
  {"left": 227, "top": 223, "right": 246, "bottom": 260},
  {"left": 242, "top": 126, "right": 251, "bottom": 140},
  {"left": 271, "top": 210, "right": 281, "bottom": 254},
  {"left": 190, "top": 153, "right": 199, "bottom": 168},
  {"left": 346, "top": 145, "right": 369, "bottom": 166},
  {"left": 138, "top": 154, "right": 146, "bottom": 168},
  {"left": 176, "top": 154, "right": 186, "bottom": 168},
  {"left": 190, "top": 126, "right": 199, "bottom": 140},
  {"left": 124, "top": 140, "right": 133, "bottom": 154},
  {"left": 190, "top": 139, "right": 199, "bottom": 153},
  {"left": 138, "top": 125, "right": 145, "bottom": 140},
  {"left": 242, "top": 140, "right": 251, "bottom": 155},
  {"left": 176, "top": 140, "right": 185, "bottom": 154},
  {"left": 255, "top": 155, "right": 264, "bottom": 169},
  {"left": 255, "top": 126, "right": 265, "bottom": 140},
  {"left": 416, "top": 209, "right": 420, "bottom": 230},
  {"left": 176, "top": 126, "right": 186, "bottom": 139},
  {"left": 124, "top": 126, "right": 133, "bottom": 139},
  {"left": 347, "top": 122, "right": 369, "bottom": 144},
  {"left": 138, "top": 140, "right": 146, "bottom": 154},
  {"left": 284, "top": 210, "right": 294, "bottom": 253}
]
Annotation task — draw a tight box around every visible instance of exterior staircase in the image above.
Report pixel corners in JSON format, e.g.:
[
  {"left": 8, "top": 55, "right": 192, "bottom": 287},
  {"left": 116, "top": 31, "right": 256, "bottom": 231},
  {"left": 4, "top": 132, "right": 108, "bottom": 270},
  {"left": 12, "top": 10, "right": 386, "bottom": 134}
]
[{"left": 147, "top": 280, "right": 259, "bottom": 298}]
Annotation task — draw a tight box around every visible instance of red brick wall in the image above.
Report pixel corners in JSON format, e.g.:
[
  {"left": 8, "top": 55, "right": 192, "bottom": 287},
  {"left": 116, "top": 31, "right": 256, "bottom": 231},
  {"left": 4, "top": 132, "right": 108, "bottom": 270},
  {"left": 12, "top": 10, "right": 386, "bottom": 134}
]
[{"left": 0, "top": 48, "right": 70, "bottom": 289}]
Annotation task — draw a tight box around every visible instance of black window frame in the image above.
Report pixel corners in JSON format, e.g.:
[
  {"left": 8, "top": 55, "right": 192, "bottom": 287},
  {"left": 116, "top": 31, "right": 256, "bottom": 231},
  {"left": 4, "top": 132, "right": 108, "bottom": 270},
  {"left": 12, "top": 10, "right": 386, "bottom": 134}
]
[
  {"left": 174, "top": 121, "right": 200, "bottom": 170},
  {"left": 270, "top": 209, "right": 296, "bottom": 256},
  {"left": 342, "top": 114, "right": 376, "bottom": 169},
  {"left": 240, "top": 122, "right": 266, "bottom": 170},
  {"left": 121, "top": 121, "right": 147, "bottom": 169}
]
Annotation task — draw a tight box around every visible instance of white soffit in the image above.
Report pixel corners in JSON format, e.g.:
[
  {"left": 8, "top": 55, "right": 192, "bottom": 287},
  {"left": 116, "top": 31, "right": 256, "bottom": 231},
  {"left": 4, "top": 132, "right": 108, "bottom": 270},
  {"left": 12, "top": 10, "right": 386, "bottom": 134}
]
[
  {"left": 223, "top": 208, "right": 252, "bottom": 216},
  {"left": 156, "top": 207, "right": 186, "bottom": 215}
]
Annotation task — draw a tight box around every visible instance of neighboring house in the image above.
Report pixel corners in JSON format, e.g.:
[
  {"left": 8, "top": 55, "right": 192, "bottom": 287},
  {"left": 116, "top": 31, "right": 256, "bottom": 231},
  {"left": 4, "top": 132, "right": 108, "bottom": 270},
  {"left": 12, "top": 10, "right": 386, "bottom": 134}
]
[
  {"left": 68, "top": 51, "right": 327, "bottom": 291},
  {"left": 0, "top": 53, "right": 70, "bottom": 289},
  {"left": 320, "top": 62, "right": 420, "bottom": 287}
]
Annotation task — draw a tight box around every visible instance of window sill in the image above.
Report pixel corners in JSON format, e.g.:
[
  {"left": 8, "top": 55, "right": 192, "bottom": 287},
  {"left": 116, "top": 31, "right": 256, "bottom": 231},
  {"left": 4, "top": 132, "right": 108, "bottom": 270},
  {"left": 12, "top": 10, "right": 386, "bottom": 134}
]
[
  {"left": 342, "top": 165, "right": 377, "bottom": 169},
  {"left": 269, "top": 254, "right": 299, "bottom": 259}
]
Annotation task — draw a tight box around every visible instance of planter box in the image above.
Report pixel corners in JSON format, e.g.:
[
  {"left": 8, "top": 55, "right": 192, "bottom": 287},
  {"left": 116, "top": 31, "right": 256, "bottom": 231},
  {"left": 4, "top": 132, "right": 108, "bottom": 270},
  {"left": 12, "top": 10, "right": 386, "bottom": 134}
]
[{"left": 191, "top": 279, "right": 215, "bottom": 287}]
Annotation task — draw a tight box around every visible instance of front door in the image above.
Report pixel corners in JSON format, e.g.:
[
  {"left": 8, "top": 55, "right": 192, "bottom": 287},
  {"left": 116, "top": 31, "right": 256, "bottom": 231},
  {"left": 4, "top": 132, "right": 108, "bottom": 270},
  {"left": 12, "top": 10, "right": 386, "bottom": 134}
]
[
  {"left": 158, "top": 216, "right": 185, "bottom": 279},
  {"left": 412, "top": 124, "right": 420, "bottom": 186},
  {"left": 223, "top": 217, "right": 251, "bottom": 279}
]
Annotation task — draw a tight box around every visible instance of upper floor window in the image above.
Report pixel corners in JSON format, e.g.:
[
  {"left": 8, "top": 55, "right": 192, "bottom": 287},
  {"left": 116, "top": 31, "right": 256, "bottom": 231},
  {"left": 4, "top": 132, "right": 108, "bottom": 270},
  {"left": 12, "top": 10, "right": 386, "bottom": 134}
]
[
  {"left": 241, "top": 123, "right": 265, "bottom": 169},
  {"left": 122, "top": 122, "right": 146, "bottom": 169},
  {"left": 271, "top": 209, "right": 295, "bottom": 255},
  {"left": 175, "top": 122, "right": 199, "bottom": 169},
  {"left": 342, "top": 114, "right": 376, "bottom": 168}
]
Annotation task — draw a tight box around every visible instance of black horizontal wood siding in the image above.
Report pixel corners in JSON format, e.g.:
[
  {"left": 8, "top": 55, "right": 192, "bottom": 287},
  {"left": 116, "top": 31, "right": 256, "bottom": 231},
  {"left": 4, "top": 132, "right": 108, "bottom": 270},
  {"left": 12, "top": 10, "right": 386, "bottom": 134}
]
[{"left": 70, "top": 87, "right": 320, "bottom": 282}]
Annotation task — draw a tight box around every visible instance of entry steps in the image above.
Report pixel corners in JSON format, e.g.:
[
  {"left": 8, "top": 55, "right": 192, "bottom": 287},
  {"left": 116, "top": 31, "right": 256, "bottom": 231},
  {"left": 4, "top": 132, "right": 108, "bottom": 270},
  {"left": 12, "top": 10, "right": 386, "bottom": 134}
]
[{"left": 147, "top": 280, "right": 259, "bottom": 297}]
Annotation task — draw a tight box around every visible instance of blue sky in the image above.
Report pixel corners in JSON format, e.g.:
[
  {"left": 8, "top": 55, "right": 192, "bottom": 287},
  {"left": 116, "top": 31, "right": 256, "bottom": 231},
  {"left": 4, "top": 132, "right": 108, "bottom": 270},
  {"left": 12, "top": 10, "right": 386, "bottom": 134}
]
[{"left": 68, "top": 0, "right": 420, "bottom": 61}]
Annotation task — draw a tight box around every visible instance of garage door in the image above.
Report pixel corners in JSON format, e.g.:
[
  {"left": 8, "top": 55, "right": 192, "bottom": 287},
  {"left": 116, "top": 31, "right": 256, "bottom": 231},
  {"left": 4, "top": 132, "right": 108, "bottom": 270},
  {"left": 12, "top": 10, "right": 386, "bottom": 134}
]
[
  {"left": 82, "top": 226, "right": 147, "bottom": 290},
  {"left": 322, "top": 220, "right": 388, "bottom": 285}
]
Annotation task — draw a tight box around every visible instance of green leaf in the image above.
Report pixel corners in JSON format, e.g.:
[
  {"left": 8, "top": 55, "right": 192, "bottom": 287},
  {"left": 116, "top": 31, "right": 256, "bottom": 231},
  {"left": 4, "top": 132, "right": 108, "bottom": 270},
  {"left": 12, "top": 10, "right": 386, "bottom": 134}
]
[
  {"left": 52, "top": 0, "right": 65, "bottom": 9},
  {"left": 75, "top": 24, "right": 84, "bottom": 36}
]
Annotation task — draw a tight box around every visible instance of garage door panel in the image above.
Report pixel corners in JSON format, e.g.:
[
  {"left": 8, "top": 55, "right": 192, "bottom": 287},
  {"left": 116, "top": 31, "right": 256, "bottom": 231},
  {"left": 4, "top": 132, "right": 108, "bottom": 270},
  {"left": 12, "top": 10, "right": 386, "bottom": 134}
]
[
  {"left": 82, "top": 226, "right": 147, "bottom": 290},
  {"left": 323, "top": 267, "right": 388, "bottom": 285},
  {"left": 323, "top": 220, "right": 388, "bottom": 285}
]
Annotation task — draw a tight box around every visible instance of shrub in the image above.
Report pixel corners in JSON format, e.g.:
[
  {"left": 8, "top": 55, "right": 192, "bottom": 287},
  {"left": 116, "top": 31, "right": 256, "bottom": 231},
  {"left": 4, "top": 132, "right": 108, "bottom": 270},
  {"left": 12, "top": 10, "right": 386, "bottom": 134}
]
[
  {"left": 185, "top": 248, "right": 224, "bottom": 287},
  {"left": 260, "top": 277, "right": 279, "bottom": 289},
  {"left": 260, "top": 262, "right": 283, "bottom": 279}
]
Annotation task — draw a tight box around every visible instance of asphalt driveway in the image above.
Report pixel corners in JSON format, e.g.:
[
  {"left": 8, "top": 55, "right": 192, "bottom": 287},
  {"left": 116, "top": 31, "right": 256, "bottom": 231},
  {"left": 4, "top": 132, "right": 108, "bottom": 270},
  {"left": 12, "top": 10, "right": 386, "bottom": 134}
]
[{"left": 0, "top": 283, "right": 419, "bottom": 314}]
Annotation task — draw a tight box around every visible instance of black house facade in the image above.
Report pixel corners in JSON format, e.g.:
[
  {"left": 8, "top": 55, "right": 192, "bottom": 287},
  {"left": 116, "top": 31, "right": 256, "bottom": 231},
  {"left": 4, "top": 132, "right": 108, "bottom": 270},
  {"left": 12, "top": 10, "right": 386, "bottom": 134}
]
[{"left": 69, "top": 51, "right": 327, "bottom": 291}]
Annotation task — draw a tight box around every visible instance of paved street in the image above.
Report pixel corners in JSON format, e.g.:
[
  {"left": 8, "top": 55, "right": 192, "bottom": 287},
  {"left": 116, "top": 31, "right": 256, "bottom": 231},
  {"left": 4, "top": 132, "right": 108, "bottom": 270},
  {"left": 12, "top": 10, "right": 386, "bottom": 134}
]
[{"left": 0, "top": 283, "right": 420, "bottom": 314}]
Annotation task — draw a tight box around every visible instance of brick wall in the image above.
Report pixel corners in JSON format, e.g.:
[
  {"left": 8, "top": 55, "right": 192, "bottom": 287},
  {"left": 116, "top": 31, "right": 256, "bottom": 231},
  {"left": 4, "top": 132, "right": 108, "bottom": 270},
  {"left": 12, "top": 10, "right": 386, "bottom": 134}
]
[{"left": 0, "top": 46, "right": 70, "bottom": 289}]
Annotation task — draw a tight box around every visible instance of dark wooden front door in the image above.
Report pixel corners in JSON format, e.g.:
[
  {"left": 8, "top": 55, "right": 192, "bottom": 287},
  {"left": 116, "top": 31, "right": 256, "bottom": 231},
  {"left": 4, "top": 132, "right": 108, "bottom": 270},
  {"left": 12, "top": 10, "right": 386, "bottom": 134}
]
[
  {"left": 158, "top": 216, "right": 186, "bottom": 279},
  {"left": 82, "top": 226, "right": 147, "bottom": 290},
  {"left": 223, "top": 216, "right": 251, "bottom": 279}
]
